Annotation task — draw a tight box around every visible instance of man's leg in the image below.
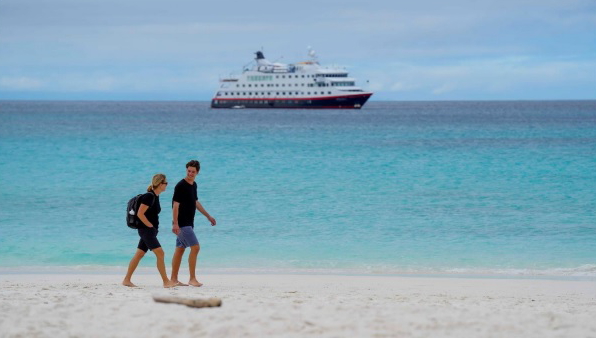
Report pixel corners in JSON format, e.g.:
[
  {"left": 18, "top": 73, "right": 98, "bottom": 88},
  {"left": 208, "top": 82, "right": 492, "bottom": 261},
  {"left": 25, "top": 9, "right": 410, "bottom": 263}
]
[
  {"left": 122, "top": 248, "right": 145, "bottom": 287},
  {"left": 153, "top": 247, "right": 176, "bottom": 288},
  {"left": 188, "top": 244, "right": 202, "bottom": 287},
  {"left": 170, "top": 247, "right": 188, "bottom": 286}
]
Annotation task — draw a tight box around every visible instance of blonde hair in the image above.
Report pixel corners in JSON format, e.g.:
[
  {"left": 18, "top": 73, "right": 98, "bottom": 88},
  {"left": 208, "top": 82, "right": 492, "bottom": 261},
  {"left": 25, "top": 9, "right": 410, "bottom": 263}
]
[{"left": 147, "top": 173, "right": 167, "bottom": 192}]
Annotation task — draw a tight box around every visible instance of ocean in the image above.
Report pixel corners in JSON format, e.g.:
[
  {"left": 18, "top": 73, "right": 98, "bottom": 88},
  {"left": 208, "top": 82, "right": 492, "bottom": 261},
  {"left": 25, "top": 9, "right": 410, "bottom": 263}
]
[{"left": 1, "top": 100, "right": 595, "bottom": 278}]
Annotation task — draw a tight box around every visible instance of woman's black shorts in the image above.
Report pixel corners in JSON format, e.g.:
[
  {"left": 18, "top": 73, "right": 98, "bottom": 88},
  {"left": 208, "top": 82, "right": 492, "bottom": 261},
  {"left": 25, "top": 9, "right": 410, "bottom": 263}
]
[{"left": 137, "top": 227, "right": 161, "bottom": 252}]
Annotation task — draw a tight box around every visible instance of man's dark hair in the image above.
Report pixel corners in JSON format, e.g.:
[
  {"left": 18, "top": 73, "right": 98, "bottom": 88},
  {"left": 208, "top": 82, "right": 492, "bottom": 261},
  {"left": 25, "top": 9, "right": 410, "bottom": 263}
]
[{"left": 186, "top": 160, "right": 200, "bottom": 172}]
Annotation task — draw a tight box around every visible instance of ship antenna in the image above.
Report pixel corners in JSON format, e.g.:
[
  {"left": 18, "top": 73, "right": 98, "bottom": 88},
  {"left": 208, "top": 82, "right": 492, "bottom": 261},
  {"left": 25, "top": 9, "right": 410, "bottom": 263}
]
[{"left": 307, "top": 46, "right": 318, "bottom": 62}]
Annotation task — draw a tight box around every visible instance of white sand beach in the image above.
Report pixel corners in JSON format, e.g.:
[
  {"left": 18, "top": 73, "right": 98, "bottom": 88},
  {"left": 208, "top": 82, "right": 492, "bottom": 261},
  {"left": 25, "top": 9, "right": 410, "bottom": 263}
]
[{"left": 1, "top": 273, "right": 595, "bottom": 337}]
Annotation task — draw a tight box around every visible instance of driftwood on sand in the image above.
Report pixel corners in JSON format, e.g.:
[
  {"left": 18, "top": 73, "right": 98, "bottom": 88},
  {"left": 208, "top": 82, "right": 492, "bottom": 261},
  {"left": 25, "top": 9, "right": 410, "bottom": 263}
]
[{"left": 153, "top": 296, "right": 222, "bottom": 308}]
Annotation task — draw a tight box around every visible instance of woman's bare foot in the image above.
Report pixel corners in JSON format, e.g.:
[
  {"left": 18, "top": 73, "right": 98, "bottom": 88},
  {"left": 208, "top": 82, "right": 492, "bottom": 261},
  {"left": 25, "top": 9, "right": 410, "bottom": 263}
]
[
  {"left": 122, "top": 280, "right": 137, "bottom": 287},
  {"left": 171, "top": 280, "right": 189, "bottom": 286},
  {"left": 189, "top": 279, "right": 203, "bottom": 287},
  {"left": 163, "top": 280, "right": 178, "bottom": 288}
]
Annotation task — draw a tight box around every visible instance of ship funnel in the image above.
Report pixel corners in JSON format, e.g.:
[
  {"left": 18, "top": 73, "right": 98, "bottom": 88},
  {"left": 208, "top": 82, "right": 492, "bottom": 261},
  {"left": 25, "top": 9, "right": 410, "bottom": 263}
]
[{"left": 255, "top": 51, "right": 273, "bottom": 67}]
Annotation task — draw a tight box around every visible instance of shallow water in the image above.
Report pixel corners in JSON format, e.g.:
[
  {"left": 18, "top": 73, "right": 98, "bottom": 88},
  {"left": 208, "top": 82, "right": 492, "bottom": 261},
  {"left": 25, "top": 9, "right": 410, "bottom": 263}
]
[{"left": 1, "top": 100, "right": 595, "bottom": 277}]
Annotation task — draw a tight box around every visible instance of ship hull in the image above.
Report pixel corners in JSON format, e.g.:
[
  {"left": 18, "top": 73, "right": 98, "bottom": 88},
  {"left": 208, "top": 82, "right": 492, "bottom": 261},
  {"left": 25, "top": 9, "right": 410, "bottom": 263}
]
[{"left": 211, "top": 93, "right": 372, "bottom": 109}]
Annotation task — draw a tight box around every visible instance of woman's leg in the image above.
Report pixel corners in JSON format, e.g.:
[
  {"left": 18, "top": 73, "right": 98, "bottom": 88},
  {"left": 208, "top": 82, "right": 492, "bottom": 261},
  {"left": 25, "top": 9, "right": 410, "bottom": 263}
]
[
  {"left": 122, "top": 248, "right": 146, "bottom": 287},
  {"left": 153, "top": 247, "right": 177, "bottom": 288}
]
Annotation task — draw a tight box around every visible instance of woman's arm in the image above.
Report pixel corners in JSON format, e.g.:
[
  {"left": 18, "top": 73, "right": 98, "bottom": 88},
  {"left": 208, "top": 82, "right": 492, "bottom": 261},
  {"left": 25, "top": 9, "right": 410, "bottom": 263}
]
[{"left": 137, "top": 204, "right": 153, "bottom": 228}]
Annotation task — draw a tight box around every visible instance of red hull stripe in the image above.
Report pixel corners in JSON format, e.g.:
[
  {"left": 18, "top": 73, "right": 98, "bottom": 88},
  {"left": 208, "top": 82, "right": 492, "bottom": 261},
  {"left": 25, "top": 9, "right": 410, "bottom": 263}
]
[
  {"left": 211, "top": 93, "right": 372, "bottom": 102},
  {"left": 263, "top": 106, "right": 363, "bottom": 109}
]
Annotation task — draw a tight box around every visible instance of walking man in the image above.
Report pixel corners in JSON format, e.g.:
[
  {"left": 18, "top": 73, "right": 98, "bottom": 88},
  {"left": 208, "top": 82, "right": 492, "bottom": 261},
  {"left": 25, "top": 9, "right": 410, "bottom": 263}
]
[{"left": 170, "top": 160, "right": 216, "bottom": 287}]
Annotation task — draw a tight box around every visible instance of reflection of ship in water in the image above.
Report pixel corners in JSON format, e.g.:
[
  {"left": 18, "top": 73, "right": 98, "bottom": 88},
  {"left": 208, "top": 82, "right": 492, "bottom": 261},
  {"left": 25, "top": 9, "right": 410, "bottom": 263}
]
[{"left": 211, "top": 48, "right": 372, "bottom": 109}]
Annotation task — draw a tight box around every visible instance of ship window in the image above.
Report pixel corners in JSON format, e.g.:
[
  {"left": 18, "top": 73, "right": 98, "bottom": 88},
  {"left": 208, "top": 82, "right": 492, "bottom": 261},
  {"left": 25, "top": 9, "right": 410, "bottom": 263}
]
[
  {"left": 276, "top": 84, "right": 279, "bottom": 87},
  {"left": 328, "top": 91, "right": 331, "bottom": 94},
  {"left": 301, "top": 75, "right": 304, "bottom": 78},
  {"left": 282, "top": 75, "right": 285, "bottom": 78}
]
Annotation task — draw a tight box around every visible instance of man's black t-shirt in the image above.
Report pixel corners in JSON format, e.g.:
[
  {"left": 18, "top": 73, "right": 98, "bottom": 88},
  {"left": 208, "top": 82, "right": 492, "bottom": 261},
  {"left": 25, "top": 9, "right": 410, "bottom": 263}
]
[
  {"left": 172, "top": 179, "right": 198, "bottom": 228},
  {"left": 138, "top": 192, "right": 160, "bottom": 229}
]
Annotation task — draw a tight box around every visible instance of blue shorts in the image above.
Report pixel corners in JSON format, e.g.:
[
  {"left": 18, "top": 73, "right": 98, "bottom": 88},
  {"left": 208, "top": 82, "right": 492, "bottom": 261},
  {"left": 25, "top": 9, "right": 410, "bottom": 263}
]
[{"left": 176, "top": 226, "right": 199, "bottom": 248}]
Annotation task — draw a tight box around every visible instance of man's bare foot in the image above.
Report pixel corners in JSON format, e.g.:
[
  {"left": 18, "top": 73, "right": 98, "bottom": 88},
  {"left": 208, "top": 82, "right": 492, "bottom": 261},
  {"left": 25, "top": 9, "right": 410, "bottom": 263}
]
[
  {"left": 163, "top": 280, "right": 178, "bottom": 288},
  {"left": 122, "top": 280, "right": 137, "bottom": 287},
  {"left": 189, "top": 279, "right": 203, "bottom": 287}
]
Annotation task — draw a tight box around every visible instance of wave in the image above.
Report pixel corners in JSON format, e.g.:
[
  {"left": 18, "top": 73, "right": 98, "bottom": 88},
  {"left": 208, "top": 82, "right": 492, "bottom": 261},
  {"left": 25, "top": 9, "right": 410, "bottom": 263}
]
[{"left": 2, "top": 264, "right": 596, "bottom": 279}]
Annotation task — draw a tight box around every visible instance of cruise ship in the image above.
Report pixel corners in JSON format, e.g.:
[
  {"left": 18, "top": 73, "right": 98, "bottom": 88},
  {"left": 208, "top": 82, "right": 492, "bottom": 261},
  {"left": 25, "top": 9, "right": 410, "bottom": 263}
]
[{"left": 211, "top": 49, "right": 373, "bottom": 109}]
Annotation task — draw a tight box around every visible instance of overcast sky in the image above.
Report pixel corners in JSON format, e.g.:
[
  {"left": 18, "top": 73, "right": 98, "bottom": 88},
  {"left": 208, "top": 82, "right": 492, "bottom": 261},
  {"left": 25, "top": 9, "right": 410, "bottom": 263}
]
[{"left": 1, "top": 0, "right": 595, "bottom": 101}]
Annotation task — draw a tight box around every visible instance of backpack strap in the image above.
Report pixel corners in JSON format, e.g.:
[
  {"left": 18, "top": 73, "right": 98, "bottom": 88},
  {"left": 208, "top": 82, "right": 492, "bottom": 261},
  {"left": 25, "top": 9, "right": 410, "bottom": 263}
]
[{"left": 148, "top": 191, "right": 156, "bottom": 208}]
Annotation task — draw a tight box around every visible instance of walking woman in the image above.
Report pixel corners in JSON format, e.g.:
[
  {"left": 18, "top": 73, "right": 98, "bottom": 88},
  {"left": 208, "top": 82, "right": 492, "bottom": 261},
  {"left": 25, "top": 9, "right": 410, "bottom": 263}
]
[{"left": 123, "top": 174, "right": 177, "bottom": 288}]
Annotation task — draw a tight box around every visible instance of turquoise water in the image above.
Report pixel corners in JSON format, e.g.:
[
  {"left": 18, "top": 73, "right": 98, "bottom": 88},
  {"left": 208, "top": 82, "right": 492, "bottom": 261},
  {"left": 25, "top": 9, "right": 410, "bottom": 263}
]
[{"left": 1, "top": 101, "right": 595, "bottom": 277}]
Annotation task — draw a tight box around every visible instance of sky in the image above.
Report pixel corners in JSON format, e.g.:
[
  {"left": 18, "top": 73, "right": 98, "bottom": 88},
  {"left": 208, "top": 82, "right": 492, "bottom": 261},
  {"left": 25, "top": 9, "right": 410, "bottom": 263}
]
[{"left": 1, "top": 0, "right": 595, "bottom": 101}]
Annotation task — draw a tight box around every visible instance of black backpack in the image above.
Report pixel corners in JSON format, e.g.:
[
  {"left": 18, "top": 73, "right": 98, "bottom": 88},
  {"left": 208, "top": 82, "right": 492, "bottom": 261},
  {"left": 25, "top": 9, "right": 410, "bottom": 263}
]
[{"left": 126, "top": 192, "right": 155, "bottom": 229}]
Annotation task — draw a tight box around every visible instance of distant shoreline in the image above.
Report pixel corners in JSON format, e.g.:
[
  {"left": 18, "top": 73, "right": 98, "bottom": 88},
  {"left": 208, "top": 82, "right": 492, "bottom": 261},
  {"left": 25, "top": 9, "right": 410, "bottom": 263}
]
[{"left": 1, "top": 265, "right": 594, "bottom": 281}]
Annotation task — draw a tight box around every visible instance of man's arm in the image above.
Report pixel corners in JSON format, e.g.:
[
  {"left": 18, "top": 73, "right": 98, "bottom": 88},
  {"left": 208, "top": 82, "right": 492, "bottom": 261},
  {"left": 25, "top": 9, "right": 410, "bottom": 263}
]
[
  {"left": 196, "top": 200, "right": 216, "bottom": 226},
  {"left": 172, "top": 201, "right": 181, "bottom": 234}
]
